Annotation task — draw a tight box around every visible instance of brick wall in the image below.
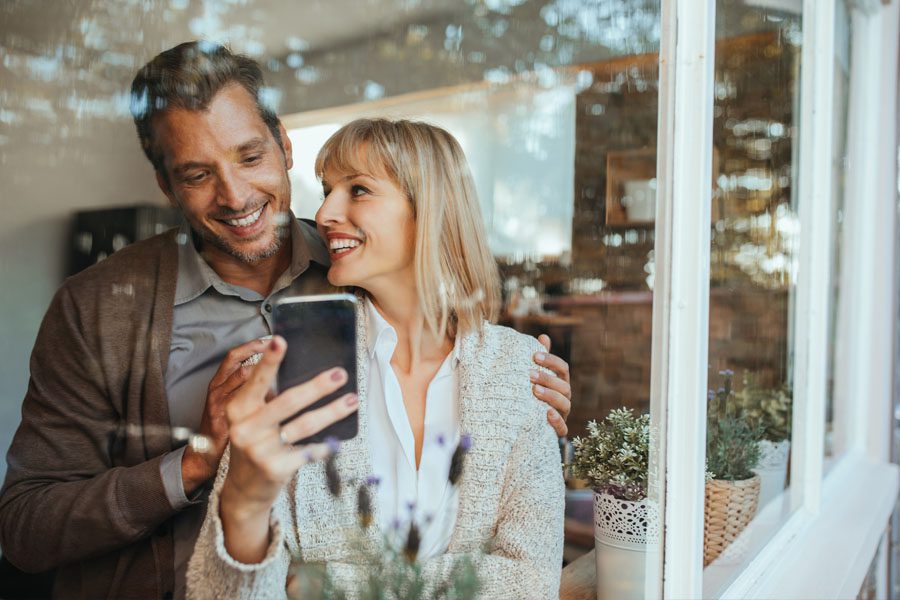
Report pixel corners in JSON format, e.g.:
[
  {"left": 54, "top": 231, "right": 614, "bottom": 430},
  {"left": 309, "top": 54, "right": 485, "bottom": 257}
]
[{"left": 508, "top": 32, "right": 800, "bottom": 437}]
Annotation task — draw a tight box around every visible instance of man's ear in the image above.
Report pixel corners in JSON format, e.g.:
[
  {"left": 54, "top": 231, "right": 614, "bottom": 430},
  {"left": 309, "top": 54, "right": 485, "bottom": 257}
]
[
  {"left": 155, "top": 170, "right": 178, "bottom": 208},
  {"left": 278, "top": 121, "right": 293, "bottom": 170}
]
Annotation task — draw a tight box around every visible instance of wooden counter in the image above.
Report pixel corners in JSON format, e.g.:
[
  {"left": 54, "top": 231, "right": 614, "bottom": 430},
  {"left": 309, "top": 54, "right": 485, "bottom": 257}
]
[{"left": 559, "top": 549, "right": 596, "bottom": 600}]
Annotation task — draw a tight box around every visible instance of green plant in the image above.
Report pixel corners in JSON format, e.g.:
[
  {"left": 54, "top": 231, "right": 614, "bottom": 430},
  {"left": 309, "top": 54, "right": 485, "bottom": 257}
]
[
  {"left": 733, "top": 372, "right": 792, "bottom": 442},
  {"left": 706, "top": 372, "right": 764, "bottom": 481},
  {"left": 570, "top": 408, "right": 649, "bottom": 501}
]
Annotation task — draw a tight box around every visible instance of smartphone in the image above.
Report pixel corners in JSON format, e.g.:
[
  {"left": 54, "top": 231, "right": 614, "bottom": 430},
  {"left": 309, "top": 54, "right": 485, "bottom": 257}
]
[{"left": 272, "top": 293, "right": 359, "bottom": 444}]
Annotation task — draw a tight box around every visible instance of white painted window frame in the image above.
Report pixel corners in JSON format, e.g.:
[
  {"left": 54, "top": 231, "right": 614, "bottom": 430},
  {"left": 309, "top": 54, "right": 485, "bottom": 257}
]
[{"left": 654, "top": 0, "right": 900, "bottom": 597}]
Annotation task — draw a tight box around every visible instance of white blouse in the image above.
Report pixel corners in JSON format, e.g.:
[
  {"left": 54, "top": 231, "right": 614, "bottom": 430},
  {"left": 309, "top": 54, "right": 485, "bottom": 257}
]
[{"left": 364, "top": 299, "right": 460, "bottom": 560}]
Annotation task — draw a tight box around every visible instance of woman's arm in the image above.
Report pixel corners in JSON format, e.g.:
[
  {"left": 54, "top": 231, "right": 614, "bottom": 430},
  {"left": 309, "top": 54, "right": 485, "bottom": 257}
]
[
  {"left": 187, "top": 447, "right": 294, "bottom": 600},
  {"left": 186, "top": 336, "right": 359, "bottom": 600}
]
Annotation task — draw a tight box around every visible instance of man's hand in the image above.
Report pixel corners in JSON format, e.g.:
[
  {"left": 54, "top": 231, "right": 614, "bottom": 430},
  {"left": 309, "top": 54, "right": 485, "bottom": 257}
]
[
  {"left": 181, "top": 338, "right": 270, "bottom": 495},
  {"left": 531, "top": 334, "right": 572, "bottom": 437}
]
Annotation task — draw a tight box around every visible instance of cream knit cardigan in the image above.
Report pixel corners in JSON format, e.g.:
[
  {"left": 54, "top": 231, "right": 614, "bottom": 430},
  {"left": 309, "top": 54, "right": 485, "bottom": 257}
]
[{"left": 186, "top": 310, "right": 565, "bottom": 600}]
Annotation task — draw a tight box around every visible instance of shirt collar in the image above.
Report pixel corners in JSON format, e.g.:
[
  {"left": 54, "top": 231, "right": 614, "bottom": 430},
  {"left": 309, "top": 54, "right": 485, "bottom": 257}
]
[
  {"left": 173, "top": 213, "right": 330, "bottom": 305},
  {"left": 364, "top": 298, "right": 461, "bottom": 369}
]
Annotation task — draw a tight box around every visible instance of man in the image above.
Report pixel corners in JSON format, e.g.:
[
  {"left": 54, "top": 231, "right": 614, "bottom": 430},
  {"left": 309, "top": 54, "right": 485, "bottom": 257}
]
[{"left": 0, "top": 42, "right": 573, "bottom": 599}]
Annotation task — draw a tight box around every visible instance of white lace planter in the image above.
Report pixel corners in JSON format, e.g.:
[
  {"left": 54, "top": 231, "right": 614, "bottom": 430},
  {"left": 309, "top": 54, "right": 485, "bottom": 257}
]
[
  {"left": 593, "top": 492, "right": 660, "bottom": 600},
  {"left": 752, "top": 439, "right": 790, "bottom": 509}
]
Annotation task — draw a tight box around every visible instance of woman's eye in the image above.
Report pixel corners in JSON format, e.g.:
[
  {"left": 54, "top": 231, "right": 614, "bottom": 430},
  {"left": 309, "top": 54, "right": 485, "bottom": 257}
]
[{"left": 351, "top": 185, "right": 369, "bottom": 197}]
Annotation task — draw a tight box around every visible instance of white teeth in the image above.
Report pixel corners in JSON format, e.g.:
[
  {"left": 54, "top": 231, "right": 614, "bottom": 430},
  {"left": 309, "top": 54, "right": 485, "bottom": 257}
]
[
  {"left": 329, "top": 238, "right": 362, "bottom": 251},
  {"left": 225, "top": 206, "right": 263, "bottom": 227}
]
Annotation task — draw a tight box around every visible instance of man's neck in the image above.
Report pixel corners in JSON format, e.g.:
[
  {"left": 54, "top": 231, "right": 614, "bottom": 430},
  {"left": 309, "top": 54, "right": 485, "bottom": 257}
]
[{"left": 200, "top": 238, "right": 292, "bottom": 297}]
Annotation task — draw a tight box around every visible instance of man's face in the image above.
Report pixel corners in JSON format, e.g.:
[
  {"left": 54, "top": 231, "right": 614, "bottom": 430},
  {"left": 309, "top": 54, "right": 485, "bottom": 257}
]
[{"left": 152, "top": 83, "right": 293, "bottom": 266}]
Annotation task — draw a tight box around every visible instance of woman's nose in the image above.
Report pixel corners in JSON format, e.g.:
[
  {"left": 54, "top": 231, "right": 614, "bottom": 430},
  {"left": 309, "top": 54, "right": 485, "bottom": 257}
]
[{"left": 315, "top": 191, "right": 346, "bottom": 226}]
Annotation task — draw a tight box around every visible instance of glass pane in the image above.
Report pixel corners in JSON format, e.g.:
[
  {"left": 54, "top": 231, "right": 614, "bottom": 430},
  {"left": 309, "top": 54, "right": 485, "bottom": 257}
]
[
  {"left": 1, "top": 1, "right": 665, "bottom": 599},
  {"left": 280, "top": 3, "right": 666, "bottom": 597},
  {"left": 703, "top": 0, "right": 802, "bottom": 594},
  {"left": 825, "top": 0, "right": 852, "bottom": 462}
]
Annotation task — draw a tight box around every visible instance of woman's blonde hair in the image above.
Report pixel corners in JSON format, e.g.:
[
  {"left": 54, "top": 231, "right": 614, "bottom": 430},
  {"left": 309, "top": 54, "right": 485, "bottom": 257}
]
[{"left": 315, "top": 118, "right": 500, "bottom": 337}]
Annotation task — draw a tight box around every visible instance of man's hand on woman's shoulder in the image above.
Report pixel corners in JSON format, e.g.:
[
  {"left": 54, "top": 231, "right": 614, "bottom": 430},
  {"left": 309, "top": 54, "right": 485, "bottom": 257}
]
[{"left": 530, "top": 334, "right": 572, "bottom": 437}]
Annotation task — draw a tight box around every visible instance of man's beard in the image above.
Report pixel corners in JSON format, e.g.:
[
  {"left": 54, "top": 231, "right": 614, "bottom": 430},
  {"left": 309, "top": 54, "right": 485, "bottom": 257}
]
[{"left": 195, "top": 219, "right": 289, "bottom": 264}]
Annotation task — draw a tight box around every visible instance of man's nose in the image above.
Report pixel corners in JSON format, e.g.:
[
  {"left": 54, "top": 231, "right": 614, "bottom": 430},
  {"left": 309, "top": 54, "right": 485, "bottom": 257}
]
[{"left": 216, "top": 165, "right": 252, "bottom": 210}]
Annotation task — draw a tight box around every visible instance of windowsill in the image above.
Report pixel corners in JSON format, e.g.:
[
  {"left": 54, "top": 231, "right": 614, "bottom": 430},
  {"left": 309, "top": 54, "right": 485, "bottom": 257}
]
[
  {"left": 703, "top": 484, "right": 797, "bottom": 597},
  {"left": 728, "top": 452, "right": 898, "bottom": 599}
]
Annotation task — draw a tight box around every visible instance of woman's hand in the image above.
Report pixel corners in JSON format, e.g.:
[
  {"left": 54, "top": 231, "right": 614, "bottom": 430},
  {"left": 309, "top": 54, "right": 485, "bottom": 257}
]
[{"left": 218, "top": 335, "right": 359, "bottom": 563}]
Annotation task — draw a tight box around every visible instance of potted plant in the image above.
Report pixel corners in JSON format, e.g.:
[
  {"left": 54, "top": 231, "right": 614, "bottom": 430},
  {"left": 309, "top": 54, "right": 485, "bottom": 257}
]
[
  {"left": 734, "top": 373, "right": 792, "bottom": 508},
  {"left": 571, "top": 408, "right": 658, "bottom": 600},
  {"left": 704, "top": 372, "right": 764, "bottom": 566}
]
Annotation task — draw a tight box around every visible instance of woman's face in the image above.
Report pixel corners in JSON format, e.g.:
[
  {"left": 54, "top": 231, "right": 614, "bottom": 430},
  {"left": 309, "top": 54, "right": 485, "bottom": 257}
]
[{"left": 315, "top": 160, "right": 416, "bottom": 293}]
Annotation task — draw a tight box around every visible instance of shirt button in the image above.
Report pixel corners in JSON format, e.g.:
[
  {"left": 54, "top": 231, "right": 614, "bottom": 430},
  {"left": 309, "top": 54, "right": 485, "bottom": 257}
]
[{"left": 263, "top": 303, "right": 272, "bottom": 313}]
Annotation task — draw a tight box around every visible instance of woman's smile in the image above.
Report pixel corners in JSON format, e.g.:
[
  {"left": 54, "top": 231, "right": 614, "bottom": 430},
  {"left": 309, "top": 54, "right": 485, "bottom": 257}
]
[{"left": 326, "top": 231, "right": 365, "bottom": 260}]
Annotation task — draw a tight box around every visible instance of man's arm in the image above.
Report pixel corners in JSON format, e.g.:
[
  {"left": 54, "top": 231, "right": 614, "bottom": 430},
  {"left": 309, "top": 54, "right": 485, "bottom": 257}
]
[{"left": 0, "top": 285, "right": 178, "bottom": 573}]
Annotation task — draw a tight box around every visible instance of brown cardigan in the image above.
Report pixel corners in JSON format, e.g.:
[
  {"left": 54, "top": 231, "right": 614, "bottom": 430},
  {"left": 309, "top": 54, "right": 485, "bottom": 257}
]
[
  {"left": 1, "top": 222, "right": 333, "bottom": 599},
  {"left": 1, "top": 229, "right": 194, "bottom": 599}
]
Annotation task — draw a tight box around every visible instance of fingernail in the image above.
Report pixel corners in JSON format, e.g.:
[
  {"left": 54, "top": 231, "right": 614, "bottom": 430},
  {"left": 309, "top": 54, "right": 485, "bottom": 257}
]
[
  {"left": 331, "top": 368, "right": 346, "bottom": 382},
  {"left": 270, "top": 336, "right": 284, "bottom": 350},
  {"left": 534, "top": 352, "right": 546, "bottom": 362},
  {"left": 528, "top": 369, "right": 539, "bottom": 382},
  {"left": 534, "top": 384, "right": 546, "bottom": 394},
  {"left": 345, "top": 393, "right": 358, "bottom": 406}
]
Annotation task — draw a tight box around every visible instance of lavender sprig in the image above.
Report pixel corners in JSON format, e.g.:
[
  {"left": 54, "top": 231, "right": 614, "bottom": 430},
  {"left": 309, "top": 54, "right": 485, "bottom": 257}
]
[
  {"left": 448, "top": 433, "right": 472, "bottom": 486},
  {"left": 356, "top": 483, "right": 373, "bottom": 528},
  {"left": 403, "top": 522, "right": 421, "bottom": 563},
  {"left": 325, "top": 453, "right": 341, "bottom": 498}
]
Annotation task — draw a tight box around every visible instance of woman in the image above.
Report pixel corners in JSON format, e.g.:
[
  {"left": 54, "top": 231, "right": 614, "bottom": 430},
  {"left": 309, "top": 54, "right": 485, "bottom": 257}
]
[{"left": 187, "top": 119, "right": 565, "bottom": 599}]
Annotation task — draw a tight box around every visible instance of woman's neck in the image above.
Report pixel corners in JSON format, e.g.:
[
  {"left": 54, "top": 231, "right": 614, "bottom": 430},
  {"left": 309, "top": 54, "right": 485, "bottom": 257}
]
[{"left": 368, "top": 286, "right": 452, "bottom": 374}]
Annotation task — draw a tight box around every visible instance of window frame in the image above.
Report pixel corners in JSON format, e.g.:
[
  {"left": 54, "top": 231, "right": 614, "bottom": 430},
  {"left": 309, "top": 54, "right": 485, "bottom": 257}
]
[{"left": 654, "top": 0, "right": 900, "bottom": 597}]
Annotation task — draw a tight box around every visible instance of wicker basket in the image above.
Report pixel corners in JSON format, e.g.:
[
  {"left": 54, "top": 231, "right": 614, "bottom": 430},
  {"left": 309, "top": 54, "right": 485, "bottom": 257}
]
[{"left": 703, "top": 475, "right": 761, "bottom": 566}]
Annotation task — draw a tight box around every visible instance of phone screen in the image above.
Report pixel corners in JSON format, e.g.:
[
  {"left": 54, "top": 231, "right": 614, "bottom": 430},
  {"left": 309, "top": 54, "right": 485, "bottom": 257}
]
[{"left": 273, "top": 293, "right": 359, "bottom": 444}]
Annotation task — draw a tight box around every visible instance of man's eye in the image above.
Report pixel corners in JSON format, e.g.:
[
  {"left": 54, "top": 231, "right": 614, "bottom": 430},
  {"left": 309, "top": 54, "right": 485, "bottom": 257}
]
[
  {"left": 184, "top": 172, "right": 207, "bottom": 184},
  {"left": 243, "top": 154, "right": 262, "bottom": 164}
]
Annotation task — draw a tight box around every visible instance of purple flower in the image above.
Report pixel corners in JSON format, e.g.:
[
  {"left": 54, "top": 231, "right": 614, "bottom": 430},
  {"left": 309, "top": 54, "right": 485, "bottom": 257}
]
[
  {"left": 325, "top": 436, "right": 341, "bottom": 455},
  {"left": 436, "top": 433, "right": 446, "bottom": 447},
  {"left": 406, "top": 500, "right": 416, "bottom": 513},
  {"left": 459, "top": 433, "right": 472, "bottom": 451},
  {"left": 365, "top": 475, "right": 381, "bottom": 486}
]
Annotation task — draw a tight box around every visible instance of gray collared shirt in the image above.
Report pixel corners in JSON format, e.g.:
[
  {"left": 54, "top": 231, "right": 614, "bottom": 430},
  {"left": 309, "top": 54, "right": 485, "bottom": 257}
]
[{"left": 160, "top": 216, "right": 332, "bottom": 600}]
